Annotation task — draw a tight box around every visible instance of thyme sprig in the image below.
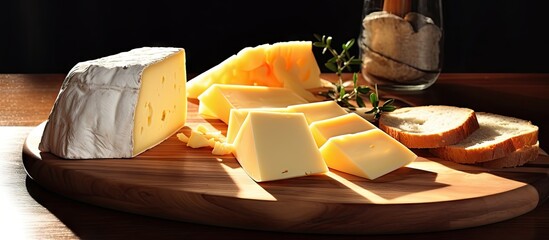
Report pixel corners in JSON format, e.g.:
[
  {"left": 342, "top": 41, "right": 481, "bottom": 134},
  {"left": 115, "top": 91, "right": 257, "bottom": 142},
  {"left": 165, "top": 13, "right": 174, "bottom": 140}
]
[{"left": 313, "top": 34, "right": 396, "bottom": 120}]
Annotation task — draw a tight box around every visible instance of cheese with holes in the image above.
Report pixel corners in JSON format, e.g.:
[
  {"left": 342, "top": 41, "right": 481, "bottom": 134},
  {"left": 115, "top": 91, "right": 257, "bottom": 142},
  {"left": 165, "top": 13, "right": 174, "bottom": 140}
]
[
  {"left": 320, "top": 129, "right": 417, "bottom": 180},
  {"left": 310, "top": 113, "right": 377, "bottom": 147},
  {"left": 187, "top": 41, "right": 323, "bottom": 100},
  {"left": 233, "top": 111, "right": 328, "bottom": 182},
  {"left": 197, "top": 84, "right": 307, "bottom": 124},
  {"left": 39, "top": 47, "right": 187, "bottom": 159},
  {"left": 287, "top": 101, "right": 348, "bottom": 125}
]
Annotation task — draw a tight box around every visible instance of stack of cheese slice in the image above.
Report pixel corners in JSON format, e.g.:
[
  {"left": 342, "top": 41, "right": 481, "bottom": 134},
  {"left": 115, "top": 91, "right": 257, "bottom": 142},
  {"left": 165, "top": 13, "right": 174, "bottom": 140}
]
[
  {"left": 311, "top": 112, "right": 417, "bottom": 180},
  {"left": 192, "top": 86, "right": 417, "bottom": 181},
  {"left": 226, "top": 101, "right": 349, "bottom": 144},
  {"left": 198, "top": 84, "right": 308, "bottom": 124},
  {"left": 40, "top": 47, "right": 187, "bottom": 159},
  {"left": 187, "top": 41, "right": 324, "bottom": 101},
  {"left": 227, "top": 103, "right": 417, "bottom": 181}
]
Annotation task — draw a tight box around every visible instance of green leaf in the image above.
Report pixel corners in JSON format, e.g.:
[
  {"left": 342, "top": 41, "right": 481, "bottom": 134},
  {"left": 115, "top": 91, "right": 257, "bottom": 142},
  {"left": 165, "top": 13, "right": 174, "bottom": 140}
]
[
  {"left": 357, "top": 86, "right": 370, "bottom": 94},
  {"left": 326, "top": 36, "right": 332, "bottom": 47},
  {"left": 339, "top": 86, "right": 346, "bottom": 99},
  {"left": 382, "top": 98, "right": 395, "bottom": 107},
  {"left": 356, "top": 96, "right": 366, "bottom": 107},
  {"left": 350, "top": 59, "right": 362, "bottom": 65},
  {"left": 353, "top": 72, "right": 358, "bottom": 86},
  {"left": 345, "top": 38, "right": 355, "bottom": 49},
  {"left": 380, "top": 105, "right": 397, "bottom": 112},
  {"left": 325, "top": 62, "right": 337, "bottom": 72},
  {"left": 344, "top": 62, "right": 353, "bottom": 72},
  {"left": 313, "top": 42, "right": 326, "bottom": 48},
  {"left": 327, "top": 56, "right": 337, "bottom": 63},
  {"left": 342, "top": 39, "right": 354, "bottom": 51},
  {"left": 370, "top": 93, "right": 379, "bottom": 107},
  {"left": 341, "top": 98, "right": 356, "bottom": 109},
  {"left": 364, "top": 108, "right": 376, "bottom": 114}
]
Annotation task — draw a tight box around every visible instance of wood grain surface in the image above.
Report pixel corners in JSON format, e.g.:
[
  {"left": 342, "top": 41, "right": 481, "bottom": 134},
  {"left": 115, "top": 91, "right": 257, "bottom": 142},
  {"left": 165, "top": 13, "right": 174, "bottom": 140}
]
[
  {"left": 22, "top": 100, "right": 549, "bottom": 235},
  {"left": 2, "top": 73, "right": 549, "bottom": 239}
]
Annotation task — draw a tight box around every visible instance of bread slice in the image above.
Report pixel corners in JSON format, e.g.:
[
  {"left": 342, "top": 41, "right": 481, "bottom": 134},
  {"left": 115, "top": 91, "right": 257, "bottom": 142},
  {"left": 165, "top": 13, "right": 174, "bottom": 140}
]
[
  {"left": 379, "top": 105, "right": 479, "bottom": 148},
  {"left": 478, "top": 142, "right": 539, "bottom": 168},
  {"left": 430, "top": 112, "right": 539, "bottom": 164}
]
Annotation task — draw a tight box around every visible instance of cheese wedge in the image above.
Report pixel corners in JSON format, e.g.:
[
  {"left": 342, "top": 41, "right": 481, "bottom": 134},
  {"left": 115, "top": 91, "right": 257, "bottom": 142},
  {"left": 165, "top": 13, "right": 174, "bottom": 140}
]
[
  {"left": 39, "top": 47, "right": 186, "bottom": 159},
  {"left": 309, "top": 113, "right": 378, "bottom": 147},
  {"left": 233, "top": 111, "right": 328, "bottom": 182},
  {"left": 197, "top": 84, "right": 307, "bottom": 124},
  {"left": 187, "top": 41, "right": 322, "bottom": 99},
  {"left": 226, "top": 108, "right": 289, "bottom": 144},
  {"left": 287, "top": 101, "right": 348, "bottom": 125},
  {"left": 320, "top": 129, "right": 417, "bottom": 180}
]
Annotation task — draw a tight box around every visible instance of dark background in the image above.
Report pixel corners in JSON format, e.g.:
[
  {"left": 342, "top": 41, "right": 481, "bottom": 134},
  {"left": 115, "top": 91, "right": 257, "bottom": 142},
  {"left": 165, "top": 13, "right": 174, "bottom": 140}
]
[{"left": 2, "top": 0, "right": 549, "bottom": 74}]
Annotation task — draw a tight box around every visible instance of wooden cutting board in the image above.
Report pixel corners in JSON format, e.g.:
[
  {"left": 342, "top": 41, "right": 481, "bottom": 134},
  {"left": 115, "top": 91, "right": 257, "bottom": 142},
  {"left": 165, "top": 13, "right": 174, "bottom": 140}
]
[{"left": 22, "top": 100, "right": 549, "bottom": 235}]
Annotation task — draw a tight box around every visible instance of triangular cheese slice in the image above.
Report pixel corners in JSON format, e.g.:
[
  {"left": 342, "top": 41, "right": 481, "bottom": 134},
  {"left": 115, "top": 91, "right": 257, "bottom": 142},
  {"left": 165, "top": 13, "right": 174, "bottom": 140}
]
[{"left": 233, "top": 111, "right": 328, "bottom": 182}]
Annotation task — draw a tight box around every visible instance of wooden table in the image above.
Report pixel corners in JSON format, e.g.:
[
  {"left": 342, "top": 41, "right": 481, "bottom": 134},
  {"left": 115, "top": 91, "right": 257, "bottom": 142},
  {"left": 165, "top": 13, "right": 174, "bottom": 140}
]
[{"left": 1, "top": 73, "right": 548, "bottom": 239}]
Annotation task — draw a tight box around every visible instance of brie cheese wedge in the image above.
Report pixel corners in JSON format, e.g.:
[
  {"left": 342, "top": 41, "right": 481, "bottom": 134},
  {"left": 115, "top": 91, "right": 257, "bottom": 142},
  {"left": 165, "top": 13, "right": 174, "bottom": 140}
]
[{"left": 39, "top": 47, "right": 187, "bottom": 159}]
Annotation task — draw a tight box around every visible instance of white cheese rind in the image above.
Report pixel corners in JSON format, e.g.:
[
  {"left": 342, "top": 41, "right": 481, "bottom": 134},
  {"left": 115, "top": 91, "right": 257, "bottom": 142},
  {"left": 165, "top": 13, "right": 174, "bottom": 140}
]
[{"left": 39, "top": 47, "right": 186, "bottom": 159}]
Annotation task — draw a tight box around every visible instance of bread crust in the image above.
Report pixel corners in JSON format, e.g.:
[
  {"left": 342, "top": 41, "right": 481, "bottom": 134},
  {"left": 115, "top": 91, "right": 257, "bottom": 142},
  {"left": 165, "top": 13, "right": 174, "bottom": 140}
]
[
  {"left": 429, "top": 112, "right": 539, "bottom": 164},
  {"left": 478, "top": 142, "right": 539, "bottom": 168},
  {"left": 379, "top": 105, "right": 480, "bottom": 148}
]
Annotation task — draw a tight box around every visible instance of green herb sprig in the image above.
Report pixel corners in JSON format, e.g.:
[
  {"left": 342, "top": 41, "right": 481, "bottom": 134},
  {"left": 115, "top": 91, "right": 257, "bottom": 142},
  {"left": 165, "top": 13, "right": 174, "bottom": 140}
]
[{"left": 313, "top": 34, "right": 396, "bottom": 120}]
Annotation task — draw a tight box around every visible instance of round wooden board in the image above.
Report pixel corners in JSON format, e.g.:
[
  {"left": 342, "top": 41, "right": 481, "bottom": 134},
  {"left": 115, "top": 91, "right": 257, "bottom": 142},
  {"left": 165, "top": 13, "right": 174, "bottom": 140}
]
[{"left": 22, "top": 105, "right": 544, "bottom": 234}]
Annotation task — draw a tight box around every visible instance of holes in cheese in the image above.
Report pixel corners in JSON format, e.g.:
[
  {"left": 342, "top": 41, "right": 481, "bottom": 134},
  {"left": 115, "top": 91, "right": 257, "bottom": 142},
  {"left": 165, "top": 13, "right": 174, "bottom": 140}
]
[
  {"left": 39, "top": 47, "right": 186, "bottom": 159},
  {"left": 232, "top": 111, "right": 328, "bottom": 182},
  {"left": 132, "top": 50, "right": 187, "bottom": 156},
  {"left": 197, "top": 84, "right": 308, "bottom": 124},
  {"left": 319, "top": 129, "right": 417, "bottom": 180}
]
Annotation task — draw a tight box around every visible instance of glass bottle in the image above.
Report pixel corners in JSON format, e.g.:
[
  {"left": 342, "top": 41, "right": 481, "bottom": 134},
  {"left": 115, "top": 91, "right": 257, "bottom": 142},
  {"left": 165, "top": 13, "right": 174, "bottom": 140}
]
[{"left": 359, "top": 0, "right": 443, "bottom": 90}]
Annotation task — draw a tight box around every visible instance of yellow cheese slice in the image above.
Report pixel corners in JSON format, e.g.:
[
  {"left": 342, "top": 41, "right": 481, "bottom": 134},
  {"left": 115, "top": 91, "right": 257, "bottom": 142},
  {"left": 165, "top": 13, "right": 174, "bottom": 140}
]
[
  {"left": 233, "top": 111, "right": 329, "bottom": 182},
  {"left": 197, "top": 84, "right": 307, "bottom": 124},
  {"left": 309, "top": 113, "right": 377, "bottom": 147},
  {"left": 319, "top": 129, "right": 417, "bottom": 180},
  {"left": 287, "top": 101, "right": 348, "bottom": 125},
  {"left": 226, "top": 101, "right": 346, "bottom": 144},
  {"left": 187, "top": 41, "right": 322, "bottom": 99},
  {"left": 133, "top": 50, "right": 187, "bottom": 156},
  {"left": 186, "top": 130, "right": 211, "bottom": 148},
  {"left": 211, "top": 141, "right": 235, "bottom": 155},
  {"left": 226, "top": 108, "right": 289, "bottom": 144}
]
